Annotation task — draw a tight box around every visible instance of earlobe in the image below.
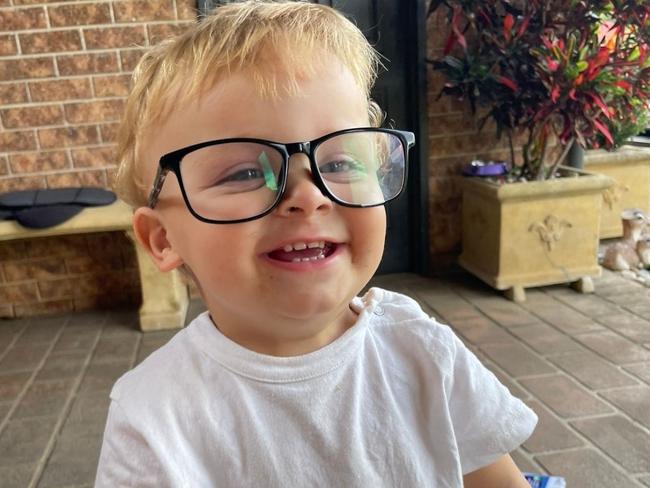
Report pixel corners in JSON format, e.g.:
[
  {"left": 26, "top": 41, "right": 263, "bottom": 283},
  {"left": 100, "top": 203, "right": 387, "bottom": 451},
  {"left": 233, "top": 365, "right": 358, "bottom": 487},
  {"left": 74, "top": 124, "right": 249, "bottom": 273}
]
[{"left": 132, "top": 207, "right": 184, "bottom": 272}]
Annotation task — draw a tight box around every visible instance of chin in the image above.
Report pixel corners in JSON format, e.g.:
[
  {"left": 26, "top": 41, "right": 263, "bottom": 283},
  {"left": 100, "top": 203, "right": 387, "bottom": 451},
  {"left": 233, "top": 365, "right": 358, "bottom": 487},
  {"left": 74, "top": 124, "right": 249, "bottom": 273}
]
[{"left": 276, "top": 290, "right": 349, "bottom": 320}]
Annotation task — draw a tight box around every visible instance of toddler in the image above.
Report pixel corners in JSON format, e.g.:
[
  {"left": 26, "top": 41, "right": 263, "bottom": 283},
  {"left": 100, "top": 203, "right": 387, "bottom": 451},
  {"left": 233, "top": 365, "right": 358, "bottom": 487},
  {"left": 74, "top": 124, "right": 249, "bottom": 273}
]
[{"left": 96, "top": 2, "right": 537, "bottom": 486}]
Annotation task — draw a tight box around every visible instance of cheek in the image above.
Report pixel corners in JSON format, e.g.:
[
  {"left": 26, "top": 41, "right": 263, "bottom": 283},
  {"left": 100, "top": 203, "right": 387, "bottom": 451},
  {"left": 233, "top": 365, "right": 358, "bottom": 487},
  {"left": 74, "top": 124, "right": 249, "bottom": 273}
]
[{"left": 351, "top": 208, "right": 386, "bottom": 256}]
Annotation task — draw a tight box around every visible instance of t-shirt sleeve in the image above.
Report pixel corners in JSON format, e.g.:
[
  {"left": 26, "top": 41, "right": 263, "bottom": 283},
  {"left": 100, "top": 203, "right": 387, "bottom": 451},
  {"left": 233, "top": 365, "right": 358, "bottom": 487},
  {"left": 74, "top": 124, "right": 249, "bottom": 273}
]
[
  {"left": 95, "top": 399, "right": 172, "bottom": 488},
  {"left": 443, "top": 327, "right": 538, "bottom": 475}
]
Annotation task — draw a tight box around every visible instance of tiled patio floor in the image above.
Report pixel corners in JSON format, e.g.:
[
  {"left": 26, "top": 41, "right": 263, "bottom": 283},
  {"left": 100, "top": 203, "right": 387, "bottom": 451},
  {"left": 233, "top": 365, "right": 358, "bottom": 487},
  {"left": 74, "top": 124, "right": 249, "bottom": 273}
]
[{"left": 1, "top": 269, "right": 650, "bottom": 487}]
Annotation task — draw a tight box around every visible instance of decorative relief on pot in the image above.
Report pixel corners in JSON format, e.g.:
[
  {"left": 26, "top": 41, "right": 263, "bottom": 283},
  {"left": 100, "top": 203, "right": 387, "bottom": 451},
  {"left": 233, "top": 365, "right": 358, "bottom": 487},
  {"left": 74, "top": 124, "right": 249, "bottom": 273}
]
[
  {"left": 528, "top": 215, "right": 573, "bottom": 251},
  {"left": 602, "top": 182, "right": 630, "bottom": 210}
]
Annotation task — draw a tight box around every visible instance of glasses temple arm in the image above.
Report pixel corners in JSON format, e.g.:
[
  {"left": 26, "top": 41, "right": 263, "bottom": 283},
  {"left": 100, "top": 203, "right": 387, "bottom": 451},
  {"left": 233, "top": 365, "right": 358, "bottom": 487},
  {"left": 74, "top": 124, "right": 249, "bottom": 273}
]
[{"left": 147, "top": 165, "right": 168, "bottom": 208}]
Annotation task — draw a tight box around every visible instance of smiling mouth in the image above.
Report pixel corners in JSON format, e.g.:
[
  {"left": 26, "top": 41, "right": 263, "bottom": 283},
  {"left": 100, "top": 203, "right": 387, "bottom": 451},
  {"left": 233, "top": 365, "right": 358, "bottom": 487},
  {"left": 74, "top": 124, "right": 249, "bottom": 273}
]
[{"left": 267, "top": 241, "right": 338, "bottom": 263}]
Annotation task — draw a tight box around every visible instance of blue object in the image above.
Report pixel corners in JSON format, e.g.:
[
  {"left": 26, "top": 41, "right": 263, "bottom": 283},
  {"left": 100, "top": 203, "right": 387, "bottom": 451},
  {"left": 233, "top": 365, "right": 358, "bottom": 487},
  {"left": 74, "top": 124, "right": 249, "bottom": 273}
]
[
  {"left": 524, "top": 473, "right": 567, "bottom": 488},
  {"left": 462, "top": 160, "right": 509, "bottom": 177}
]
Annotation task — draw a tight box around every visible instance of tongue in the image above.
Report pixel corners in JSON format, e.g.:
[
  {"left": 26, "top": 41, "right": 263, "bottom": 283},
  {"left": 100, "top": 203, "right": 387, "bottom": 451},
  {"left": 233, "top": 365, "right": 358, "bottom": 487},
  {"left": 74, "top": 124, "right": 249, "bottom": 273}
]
[{"left": 268, "top": 247, "right": 324, "bottom": 262}]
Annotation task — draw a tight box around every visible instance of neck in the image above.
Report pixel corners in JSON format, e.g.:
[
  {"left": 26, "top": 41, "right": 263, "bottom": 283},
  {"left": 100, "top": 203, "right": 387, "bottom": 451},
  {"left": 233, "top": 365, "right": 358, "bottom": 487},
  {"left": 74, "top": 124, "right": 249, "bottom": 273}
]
[{"left": 208, "top": 305, "right": 358, "bottom": 357}]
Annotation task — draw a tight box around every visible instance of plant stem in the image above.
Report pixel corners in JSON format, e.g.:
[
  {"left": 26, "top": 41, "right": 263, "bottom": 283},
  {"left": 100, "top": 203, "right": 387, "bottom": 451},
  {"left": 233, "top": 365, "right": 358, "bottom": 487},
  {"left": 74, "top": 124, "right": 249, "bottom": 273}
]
[
  {"left": 508, "top": 129, "right": 515, "bottom": 166},
  {"left": 536, "top": 132, "right": 548, "bottom": 181},
  {"left": 548, "top": 137, "right": 576, "bottom": 179}
]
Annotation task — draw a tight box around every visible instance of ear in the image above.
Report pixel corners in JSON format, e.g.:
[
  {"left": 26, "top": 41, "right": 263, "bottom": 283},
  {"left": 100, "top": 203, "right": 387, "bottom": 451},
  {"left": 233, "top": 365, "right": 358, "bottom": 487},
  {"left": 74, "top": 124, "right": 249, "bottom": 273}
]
[{"left": 132, "top": 207, "right": 184, "bottom": 272}]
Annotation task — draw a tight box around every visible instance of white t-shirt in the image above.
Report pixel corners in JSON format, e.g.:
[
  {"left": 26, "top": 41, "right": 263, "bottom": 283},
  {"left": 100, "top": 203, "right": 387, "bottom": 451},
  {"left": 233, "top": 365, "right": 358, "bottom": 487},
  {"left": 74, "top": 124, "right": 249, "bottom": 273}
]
[{"left": 95, "top": 288, "right": 537, "bottom": 487}]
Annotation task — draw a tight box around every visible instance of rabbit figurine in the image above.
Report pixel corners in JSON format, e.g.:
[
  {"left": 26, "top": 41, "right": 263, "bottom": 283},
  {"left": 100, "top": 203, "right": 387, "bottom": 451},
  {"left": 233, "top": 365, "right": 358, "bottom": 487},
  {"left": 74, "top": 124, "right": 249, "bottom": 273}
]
[{"left": 602, "top": 209, "right": 648, "bottom": 271}]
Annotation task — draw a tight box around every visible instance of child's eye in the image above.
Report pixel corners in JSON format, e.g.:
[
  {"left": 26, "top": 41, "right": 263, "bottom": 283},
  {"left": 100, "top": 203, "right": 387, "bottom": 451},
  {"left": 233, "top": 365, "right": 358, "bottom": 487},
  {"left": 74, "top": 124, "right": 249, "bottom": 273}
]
[
  {"left": 319, "top": 159, "right": 368, "bottom": 181},
  {"left": 217, "top": 168, "right": 265, "bottom": 184}
]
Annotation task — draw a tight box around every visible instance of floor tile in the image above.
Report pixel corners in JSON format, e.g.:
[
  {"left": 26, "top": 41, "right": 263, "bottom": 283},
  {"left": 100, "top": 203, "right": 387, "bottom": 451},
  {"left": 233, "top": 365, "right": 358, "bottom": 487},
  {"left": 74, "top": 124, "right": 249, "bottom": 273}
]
[
  {"left": 519, "top": 374, "right": 613, "bottom": 418},
  {"left": 536, "top": 448, "right": 636, "bottom": 486},
  {"left": 547, "top": 350, "right": 639, "bottom": 390},
  {"left": 522, "top": 400, "right": 584, "bottom": 453},
  {"left": 571, "top": 415, "right": 650, "bottom": 472},
  {"left": 600, "top": 386, "right": 650, "bottom": 429}
]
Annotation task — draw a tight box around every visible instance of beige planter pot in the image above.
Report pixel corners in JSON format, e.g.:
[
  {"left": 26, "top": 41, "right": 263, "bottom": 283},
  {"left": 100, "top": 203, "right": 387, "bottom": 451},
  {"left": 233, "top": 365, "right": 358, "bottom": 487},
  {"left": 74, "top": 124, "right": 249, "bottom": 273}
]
[
  {"left": 583, "top": 147, "right": 650, "bottom": 238},
  {"left": 459, "top": 167, "right": 613, "bottom": 302}
]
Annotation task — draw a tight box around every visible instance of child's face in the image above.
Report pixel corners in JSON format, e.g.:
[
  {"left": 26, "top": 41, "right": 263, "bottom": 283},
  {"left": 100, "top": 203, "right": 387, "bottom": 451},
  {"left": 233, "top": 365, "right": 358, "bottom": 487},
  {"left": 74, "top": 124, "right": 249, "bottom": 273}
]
[{"left": 136, "top": 57, "right": 386, "bottom": 354}]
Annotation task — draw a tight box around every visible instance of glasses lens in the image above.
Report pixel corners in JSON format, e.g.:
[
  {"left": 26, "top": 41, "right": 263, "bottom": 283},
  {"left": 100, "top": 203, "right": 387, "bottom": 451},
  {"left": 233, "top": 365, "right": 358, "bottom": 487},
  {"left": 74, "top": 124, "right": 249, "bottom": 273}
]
[
  {"left": 179, "top": 142, "right": 283, "bottom": 221},
  {"left": 314, "top": 131, "right": 405, "bottom": 206}
]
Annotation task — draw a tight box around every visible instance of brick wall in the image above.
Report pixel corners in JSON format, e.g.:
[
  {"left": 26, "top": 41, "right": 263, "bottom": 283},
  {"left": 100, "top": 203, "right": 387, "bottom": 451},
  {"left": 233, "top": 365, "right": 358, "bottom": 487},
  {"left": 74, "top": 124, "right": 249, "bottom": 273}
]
[
  {"left": 0, "top": 2, "right": 509, "bottom": 318},
  {"left": 0, "top": 231, "right": 141, "bottom": 317},
  {"left": 0, "top": 0, "right": 197, "bottom": 318}
]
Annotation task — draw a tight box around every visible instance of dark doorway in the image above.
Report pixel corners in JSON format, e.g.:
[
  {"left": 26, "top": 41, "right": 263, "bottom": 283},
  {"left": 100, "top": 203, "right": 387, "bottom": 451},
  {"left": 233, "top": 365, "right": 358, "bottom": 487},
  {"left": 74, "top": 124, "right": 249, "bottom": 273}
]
[{"left": 198, "top": 0, "right": 429, "bottom": 273}]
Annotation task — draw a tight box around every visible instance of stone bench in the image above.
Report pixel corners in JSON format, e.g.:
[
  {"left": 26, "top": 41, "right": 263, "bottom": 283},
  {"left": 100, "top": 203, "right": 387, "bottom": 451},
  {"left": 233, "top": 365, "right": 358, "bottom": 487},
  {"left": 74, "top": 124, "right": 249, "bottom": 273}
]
[{"left": 0, "top": 199, "right": 188, "bottom": 331}]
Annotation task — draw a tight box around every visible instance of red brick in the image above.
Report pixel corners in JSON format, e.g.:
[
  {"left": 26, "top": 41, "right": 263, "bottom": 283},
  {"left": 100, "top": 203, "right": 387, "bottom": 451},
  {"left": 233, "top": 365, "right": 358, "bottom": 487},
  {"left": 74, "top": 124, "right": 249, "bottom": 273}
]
[
  {"left": 38, "top": 126, "right": 99, "bottom": 149},
  {"left": 114, "top": 0, "right": 175, "bottom": 22},
  {"left": 19, "top": 30, "right": 82, "bottom": 54},
  {"left": 38, "top": 278, "right": 75, "bottom": 300},
  {"left": 86, "top": 233, "right": 124, "bottom": 258},
  {"left": 0, "top": 130, "right": 37, "bottom": 151},
  {"left": 119, "top": 48, "right": 146, "bottom": 71},
  {"left": 99, "top": 122, "right": 119, "bottom": 143},
  {"left": 71, "top": 146, "right": 115, "bottom": 168},
  {"left": 0, "top": 175, "right": 45, "bottom": 193},
  {"left": 56, "top": 52, "right": 119, "bottom": 76},
  {"left": 48, "top": 3, "right": 111, "bottom": 27},
  {"left": 9, "top": 151, "right": 70, "bottom": 174},
  {"left": 92, "top": 74, "right": 131, "bottom": 97},
  {"left": 0, "top": 155, "right": 7, "bottom": 176},
  {"left": 429, "top": 113, "right": 478, "bottom": 138},
  {"left": 0, "top": 241, "right": 27, "bottom": 260},
  {"left": 46, "top": 169, "right": 106, "bottom": 188},
  {"left": 83, "top": 26, "right": 146, "bottom": 50},
  {"left": 0, "top": 34, "right": 17, "bottom": 55},
  {"left": 0, "top": 82, "right": 29, "bottom": 104},
  {"left": 3, "top": 258, "right": 67, "bottom": 282},
  {"left": 0, "top": 7, "right": 46, "bottom": 31},
  {"left": 65, "top": 255, "right": 114, "bottom": 275},
  {"left": 0, "top": 57, "right": 55, "bottom": 81},
  {"left": 64, "top": 99, "right": 124, "bottom": 124},
  {"left": 0, "top": 283, "right": 39, "bottom": 304},
  {"left": 29, "top": 78, "right": 92, "bottom": 102},
  {"left": 24, "top": 235, "right": 87, "bottom": 259},
  {"left": 177, "top": 0, "right": 198, "bottom": 20},
  {"left": 1, "top": 105, "right": 64, "bottom": 129},
  {"left": 147, "top": 22, "right": 192, "bottom": 44}
]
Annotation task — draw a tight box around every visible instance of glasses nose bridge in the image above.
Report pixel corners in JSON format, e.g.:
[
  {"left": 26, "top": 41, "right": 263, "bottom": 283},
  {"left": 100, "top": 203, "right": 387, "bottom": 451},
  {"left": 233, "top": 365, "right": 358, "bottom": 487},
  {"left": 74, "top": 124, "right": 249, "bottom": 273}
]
[
  {"left": 285, "top": 141, "right": 312, "bottom": 160},
  {"left": 283, "top": 140, "right": 317, "bottom": 177}
]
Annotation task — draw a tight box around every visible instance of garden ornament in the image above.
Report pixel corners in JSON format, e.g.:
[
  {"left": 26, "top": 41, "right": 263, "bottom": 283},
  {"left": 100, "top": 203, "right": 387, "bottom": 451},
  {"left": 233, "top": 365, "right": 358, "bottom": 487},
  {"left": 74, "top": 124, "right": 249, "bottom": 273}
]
[{"left": 602, "top": 209, "right": 649, "bottom": 271}]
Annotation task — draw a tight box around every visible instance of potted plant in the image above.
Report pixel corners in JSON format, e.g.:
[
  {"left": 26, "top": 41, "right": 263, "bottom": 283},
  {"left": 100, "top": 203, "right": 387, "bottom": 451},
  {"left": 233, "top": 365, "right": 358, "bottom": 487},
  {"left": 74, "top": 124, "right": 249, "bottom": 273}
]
[
  {"left": 428, "top": 0, "right": 650, "bottom": 301},
  {"left": 582, "top": 98, "right": 650, "bottom": 238}
]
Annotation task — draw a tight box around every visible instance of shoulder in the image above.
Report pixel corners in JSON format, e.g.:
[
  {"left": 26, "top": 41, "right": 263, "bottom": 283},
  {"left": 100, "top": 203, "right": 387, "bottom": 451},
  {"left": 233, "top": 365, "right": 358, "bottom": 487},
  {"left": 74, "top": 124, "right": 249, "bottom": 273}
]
[
  {"left": 110, "top": 314, "right": 209, "bottom": 409},
  {"left": 360, "top": 287, "right": 463, "bottom": 366}
]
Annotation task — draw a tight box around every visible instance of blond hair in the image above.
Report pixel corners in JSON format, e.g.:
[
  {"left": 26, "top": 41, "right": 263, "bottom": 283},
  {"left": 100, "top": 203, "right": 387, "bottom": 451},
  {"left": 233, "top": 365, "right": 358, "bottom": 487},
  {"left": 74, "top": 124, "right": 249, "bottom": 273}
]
[{"left": 113, "top": 0, "right": 384, "bottom": 207}]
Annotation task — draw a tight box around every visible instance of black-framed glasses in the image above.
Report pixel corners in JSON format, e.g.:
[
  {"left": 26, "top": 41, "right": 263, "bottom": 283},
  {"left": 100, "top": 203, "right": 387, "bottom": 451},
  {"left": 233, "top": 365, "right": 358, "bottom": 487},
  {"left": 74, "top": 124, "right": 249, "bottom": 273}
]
[{"left": 147, "top": 127, "right": 415, "bottom": 224}]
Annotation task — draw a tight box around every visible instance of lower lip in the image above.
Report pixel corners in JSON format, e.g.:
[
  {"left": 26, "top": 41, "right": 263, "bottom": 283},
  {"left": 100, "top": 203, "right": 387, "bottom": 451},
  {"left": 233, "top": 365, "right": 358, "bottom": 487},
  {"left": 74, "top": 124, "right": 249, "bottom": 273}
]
[{"left": 261, "top": 244, "right": 345, "bottom": 271}]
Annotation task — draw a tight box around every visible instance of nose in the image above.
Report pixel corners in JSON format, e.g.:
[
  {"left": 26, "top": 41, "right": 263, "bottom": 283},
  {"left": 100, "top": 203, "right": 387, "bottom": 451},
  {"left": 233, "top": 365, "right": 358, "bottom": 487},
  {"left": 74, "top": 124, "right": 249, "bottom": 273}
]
[{"left": 275, "top": 154, "right": 333, "bottom": 217}]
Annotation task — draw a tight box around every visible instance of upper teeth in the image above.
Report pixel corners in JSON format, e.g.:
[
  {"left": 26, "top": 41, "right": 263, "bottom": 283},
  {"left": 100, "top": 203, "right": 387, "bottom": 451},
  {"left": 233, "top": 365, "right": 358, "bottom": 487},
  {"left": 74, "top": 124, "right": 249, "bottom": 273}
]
[{"left": 283, "top": 241, "right": 325, "bottom": 252}]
